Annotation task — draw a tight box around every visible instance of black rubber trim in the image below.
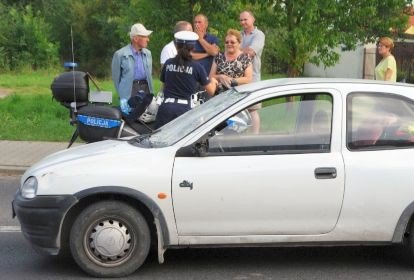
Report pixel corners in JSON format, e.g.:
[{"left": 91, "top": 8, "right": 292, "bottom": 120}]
[
  {"left": 12, "top": 193, "right": 78, "bottom": 255},
  {"left": 392, "top": 201, "right": 414, "bottom": 243}
]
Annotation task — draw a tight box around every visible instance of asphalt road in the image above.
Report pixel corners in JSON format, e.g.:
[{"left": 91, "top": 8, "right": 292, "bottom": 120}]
[{"left": 2, "top": 175, "right": 414, "bottom": 280}]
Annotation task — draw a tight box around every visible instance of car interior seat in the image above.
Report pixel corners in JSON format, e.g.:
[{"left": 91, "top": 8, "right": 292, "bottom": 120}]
[
  {"left": 353, "top": 118, "right": 384, "bottom": 146},
  {"left": 312, "top": 110, "right": 331, "bottom": 135}
]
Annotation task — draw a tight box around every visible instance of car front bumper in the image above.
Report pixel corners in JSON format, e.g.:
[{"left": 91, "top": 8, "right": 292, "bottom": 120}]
[{"left": 12, "top": 192, "right": 78, "bottom": 255}]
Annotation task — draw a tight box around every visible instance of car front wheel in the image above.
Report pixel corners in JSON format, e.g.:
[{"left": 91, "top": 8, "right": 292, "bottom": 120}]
[{"left": 69, "top": 200, "right": 150, "bottom": 277}]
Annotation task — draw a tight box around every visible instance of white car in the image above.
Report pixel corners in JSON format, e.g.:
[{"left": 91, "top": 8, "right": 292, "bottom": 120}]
[{"left": 12, "top": 78, "right": 414, "bottom": 277}]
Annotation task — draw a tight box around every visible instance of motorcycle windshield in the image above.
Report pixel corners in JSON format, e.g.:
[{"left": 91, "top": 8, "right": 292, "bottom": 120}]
[{"left": 136, "top": 89, "right": 248, "bottom": 148}]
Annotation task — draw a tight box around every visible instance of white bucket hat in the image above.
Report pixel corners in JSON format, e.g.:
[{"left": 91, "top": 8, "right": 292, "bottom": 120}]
[{"left": 129, "top": 23, "right": 153, "bottom": 37}]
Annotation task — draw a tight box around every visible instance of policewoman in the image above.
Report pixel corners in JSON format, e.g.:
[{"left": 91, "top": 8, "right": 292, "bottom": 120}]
[{"left": 155, "top": 31, "right": 217, "bottom": 129}]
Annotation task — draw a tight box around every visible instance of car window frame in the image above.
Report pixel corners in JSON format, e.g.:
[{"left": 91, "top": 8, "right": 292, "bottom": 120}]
[
  {"left": 177, "top": 91, "right": 335, "bottom": 157},
  {"left": 346, "top": 91, "right": 414, "bottom": 151}
]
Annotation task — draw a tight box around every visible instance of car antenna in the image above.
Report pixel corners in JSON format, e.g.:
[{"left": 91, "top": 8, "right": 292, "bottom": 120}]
[
  {"left": 68, "top": 25, "right": 100, "bottom": 97},
  {"left": 70, "top": 25, "right": 77, "bottom": 113}
]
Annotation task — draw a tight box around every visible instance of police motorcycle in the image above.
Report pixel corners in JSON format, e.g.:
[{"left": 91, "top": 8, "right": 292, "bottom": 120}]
[
  {"left": 51, "top": 65, "right": 157, "bottom": 147},
  {"left": 50, "top": 65, "right": 209, "bottom": 147}
]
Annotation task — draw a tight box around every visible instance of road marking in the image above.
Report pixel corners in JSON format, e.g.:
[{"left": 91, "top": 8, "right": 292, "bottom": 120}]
[{"left": 0, "top": 226, "right": 21, "bottom": 232}]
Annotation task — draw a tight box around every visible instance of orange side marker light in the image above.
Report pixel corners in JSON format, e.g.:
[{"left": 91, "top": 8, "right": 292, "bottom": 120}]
[{"left": 158, "top": 192, "right": 168, "bottom": 199}]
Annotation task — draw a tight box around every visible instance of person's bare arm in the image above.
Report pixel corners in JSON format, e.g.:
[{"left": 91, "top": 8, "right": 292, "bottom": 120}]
[
  {"left": 209, "top": 61, "right": 230, "bottom": 88},
  {"left": 241, "top": 47, "right": 256, "bottom": 57},
  {"left": 195, "top": 27, "right": 219, "bottom": 56},
  {"left": 192, "top": 52, "right": 209, "bottom": 61},
  {"left": 242, "top": 31, "right": 265, "bottom": 58},
  {"left": 209, "top": 61, "right": 218, "bottom": 80},
  {"left": 234, "top": 64, "right": 253, "bottom": 85},
  {"left": 384, "top": 68, "right": 394, "bottom": 81},
  {"left": 198, "top": 37, "right": 219, "bottom": 56},
  {"left": 204, "top": 77, "right": 218, "bottom": 96}
]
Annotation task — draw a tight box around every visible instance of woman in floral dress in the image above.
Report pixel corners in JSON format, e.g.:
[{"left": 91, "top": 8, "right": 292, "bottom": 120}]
[{"left": 209, "top": 29, "right": 253, "bottom": 92}]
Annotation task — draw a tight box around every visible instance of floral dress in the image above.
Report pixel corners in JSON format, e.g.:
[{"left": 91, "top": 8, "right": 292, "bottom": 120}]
[{"left": 214, "top": 52, "right": 252, "bottom": 78}]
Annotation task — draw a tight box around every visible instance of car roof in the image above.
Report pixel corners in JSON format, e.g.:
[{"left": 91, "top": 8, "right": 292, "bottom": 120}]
[{"left": 235, "top": 78, "right": 414, "bottom": 93}]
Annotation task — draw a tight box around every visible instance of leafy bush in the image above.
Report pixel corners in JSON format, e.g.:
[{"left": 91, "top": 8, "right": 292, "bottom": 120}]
[{"left": 0, "top": 4, "right": 59, "bottom": 71}]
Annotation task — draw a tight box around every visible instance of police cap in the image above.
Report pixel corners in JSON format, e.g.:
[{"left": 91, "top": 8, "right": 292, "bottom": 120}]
[{"left": 174, "top": 31, "right": 199, "bottom": 45}]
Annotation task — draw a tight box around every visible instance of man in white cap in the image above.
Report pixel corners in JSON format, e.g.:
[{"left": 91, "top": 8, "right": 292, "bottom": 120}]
[
  {"left": 155, "top": 31, "right": 217, "bottom": 128},
  {"left": 112, "top": 23, "right": 154, "bottom": 115}
]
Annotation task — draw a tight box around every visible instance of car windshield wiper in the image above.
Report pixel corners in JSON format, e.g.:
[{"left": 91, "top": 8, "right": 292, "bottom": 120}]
[
  {"left": 133, "top": 134, "right": 150, "bottom": 143},
  {"left": 129, "top": 129, "right": 161, "bottom": 146}
]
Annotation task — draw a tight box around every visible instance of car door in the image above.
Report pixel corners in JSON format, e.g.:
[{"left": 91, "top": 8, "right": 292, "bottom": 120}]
[
  {"left": 342, "top": 91, "right": 414, "bottom": 236},
  {"left": 172, "top": 90, "right": 344, "bottom": 236}
]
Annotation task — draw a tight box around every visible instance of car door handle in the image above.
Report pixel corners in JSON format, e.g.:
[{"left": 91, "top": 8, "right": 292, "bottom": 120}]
[
  {"left": 179, "top": 180, "right": 193, "bottom": 190},
  {"left": 314, "top": 167, "right": 337, "bottom": 179}
]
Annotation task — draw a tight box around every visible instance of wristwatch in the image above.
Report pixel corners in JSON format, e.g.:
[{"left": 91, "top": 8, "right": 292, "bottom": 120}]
[{"left": 230, "top": 79, "right": 238, "bottom": 87}]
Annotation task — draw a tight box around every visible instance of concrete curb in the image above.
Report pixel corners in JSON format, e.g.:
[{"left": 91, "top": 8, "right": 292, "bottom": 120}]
[
  {"left": 0, "top": 140, "right": 83, "bottom": 177},
  {"left": 0, "top": 165, "right": 26, "bottom": 176}
]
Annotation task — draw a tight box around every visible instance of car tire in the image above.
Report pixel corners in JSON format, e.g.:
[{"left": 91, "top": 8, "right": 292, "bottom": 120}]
[
  {"left": 69, "top": 200, "right": 151, "bottom": 278},
  {"left": 409, "top": 222, "right": 414, "bottom": 254}
]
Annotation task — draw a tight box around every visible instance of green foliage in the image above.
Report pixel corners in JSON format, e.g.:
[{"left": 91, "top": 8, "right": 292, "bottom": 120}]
[
  {"left": 116, "top": 0, "right": 194, "bottom": 74},
  {"left": 0, "top": 70, "right": 163, "bottom": 141},
  {"left": 58, "top": 0, "right": 123, "bottom": 77},
  {"left": 0, "top": 3, "right": 59, "bottom": 71},
  {"left": 250, "top": 0, "right": 411, "bottom": 76},
  {"left": 0, "top": 93, "right": 74, "bottom": 141},
  {"left": 0, "top": 0, "right": 412, "bottom": 78}
]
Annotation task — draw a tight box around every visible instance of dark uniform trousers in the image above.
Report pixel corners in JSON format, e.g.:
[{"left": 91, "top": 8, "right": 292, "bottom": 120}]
[{"left": 154, "top": 101, "right": 190, "bottom": 129}]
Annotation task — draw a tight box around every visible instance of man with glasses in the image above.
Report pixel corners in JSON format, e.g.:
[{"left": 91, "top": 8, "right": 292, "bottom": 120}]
[{"left": 112, "top": 23, "right": 154, "bottom": 115}]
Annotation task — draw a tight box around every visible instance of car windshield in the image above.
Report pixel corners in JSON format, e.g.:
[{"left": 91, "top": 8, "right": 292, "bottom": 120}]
[{"left": 130, "top": 89, "right": 249, "bottom": 148}]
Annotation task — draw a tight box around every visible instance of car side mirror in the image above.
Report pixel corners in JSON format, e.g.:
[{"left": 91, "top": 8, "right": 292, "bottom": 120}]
[{"left": 176, "top": 138, "right": 209, "bottom": 157}]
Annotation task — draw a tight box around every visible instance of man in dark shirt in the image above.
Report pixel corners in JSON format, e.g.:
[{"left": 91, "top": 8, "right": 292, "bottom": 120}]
[{"left": 192, "top": 14, "right": 219, "bottom": 74}]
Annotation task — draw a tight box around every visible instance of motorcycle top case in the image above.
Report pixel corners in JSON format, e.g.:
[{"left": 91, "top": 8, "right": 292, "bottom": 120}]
[
  {"left": 77, "top": 105, "right": 122, "bottom": 143},
  {"left": 51, "top": 71, "right": 89, "bottom": 103}
]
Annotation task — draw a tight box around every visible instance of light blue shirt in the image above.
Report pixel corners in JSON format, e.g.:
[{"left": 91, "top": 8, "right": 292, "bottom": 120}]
[
  {"left": 111, "top": 44, "right": 153, "bottom": 100},
  {"left": 241, "top": 27, "right": 265, "bottom": 82},
  {"left": 130, "top": 45, "right": 146, "bottom": 81}
]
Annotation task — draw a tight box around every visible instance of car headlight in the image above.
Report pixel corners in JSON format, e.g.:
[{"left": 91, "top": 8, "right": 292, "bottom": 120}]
[{"left": 21, "top": 177, "right": 38, "bottom": 199}]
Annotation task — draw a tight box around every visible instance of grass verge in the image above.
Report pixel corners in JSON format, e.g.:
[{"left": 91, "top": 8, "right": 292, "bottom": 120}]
[
  {"left": 0, "top": 71, "right": 282, "bottom": 142},
  {"left": 0, "top": 71, "right": 120, "bottom": 142}
]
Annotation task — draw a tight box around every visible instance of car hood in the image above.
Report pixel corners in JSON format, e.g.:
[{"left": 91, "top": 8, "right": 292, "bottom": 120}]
[
  {"left": 22, "top": 140, "right": 139, "bottom": 179},
  {"left": 28, "top": 141, "right": 121, "bottom": 168},
  {"left": 21, "top": 139, "right": 179, "bottom": 196}
]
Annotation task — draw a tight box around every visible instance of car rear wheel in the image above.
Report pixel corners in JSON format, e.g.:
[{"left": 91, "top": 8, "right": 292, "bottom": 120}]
[{"left": 69, "top": 200, "right": 150, "bottom": 277}]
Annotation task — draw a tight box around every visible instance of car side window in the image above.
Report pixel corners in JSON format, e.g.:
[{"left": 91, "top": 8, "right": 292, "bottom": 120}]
[
  {"left": 207, "top": 93, "right": 333, "bottom": 155},
  {"left": 347, "top": 93, "right": 414, "bottom": 150}
]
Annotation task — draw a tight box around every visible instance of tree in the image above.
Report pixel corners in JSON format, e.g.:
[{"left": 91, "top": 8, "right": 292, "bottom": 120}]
[
  {"left": 114, "top": 0, "right": 246, "bottom": 74},
  {"left": 57, "top": 0, "right": 123, "bottom": 76},
  {"left": 2, "top": 0, "right": 411, "bottom": 78},
  {"left": 249, "top": 0, "right": 412, "bottom": 77},
  {"left": 0, "top": 3, "right": 58, "bottom": 71}
]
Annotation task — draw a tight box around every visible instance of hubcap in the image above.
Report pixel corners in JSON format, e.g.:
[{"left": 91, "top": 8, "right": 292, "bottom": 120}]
[{"left": 87, "top": 219, "right": 132, "bottom": 264}]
